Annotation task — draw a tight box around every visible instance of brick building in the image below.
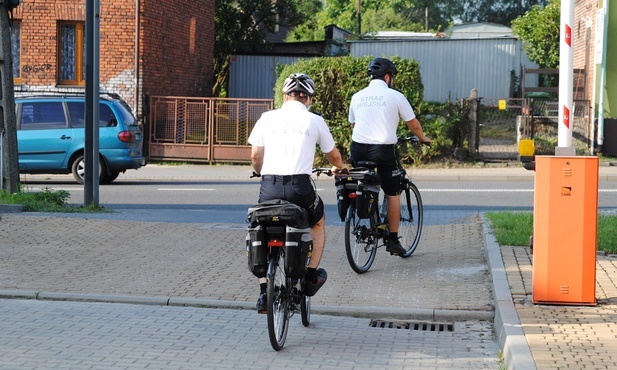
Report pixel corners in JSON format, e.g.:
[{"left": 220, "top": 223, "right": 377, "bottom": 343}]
[
  {"left": 573, "top": 0, "right": 599, "bottom": 103},
  {"left": 10, "top": 0, "right": 215, "bottom": 122}
]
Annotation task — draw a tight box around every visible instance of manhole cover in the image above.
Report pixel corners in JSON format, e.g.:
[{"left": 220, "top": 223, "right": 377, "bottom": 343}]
[{"left": 369, "top": 320, "right": 454, "bottom": 332}]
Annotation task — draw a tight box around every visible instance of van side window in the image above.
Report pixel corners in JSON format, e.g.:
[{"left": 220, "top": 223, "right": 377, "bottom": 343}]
[
  {"left": 68, "top": 102, "right": 118, "bottom": 127},
  {"left": 20, "top": 102, "right": 67, "bottom": 130}
]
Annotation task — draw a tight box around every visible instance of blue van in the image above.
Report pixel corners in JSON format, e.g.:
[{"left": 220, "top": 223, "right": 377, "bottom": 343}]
[{"left": 16, "top": 95, "right": 146, "bottom": 184}]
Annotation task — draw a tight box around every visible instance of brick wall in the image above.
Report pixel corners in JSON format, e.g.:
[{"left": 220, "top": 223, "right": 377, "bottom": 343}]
[
  {"left": 140, "top": 0, "right": 214, "bottom": 99},
  {"left": 574, "top": 0, "right": 599, "bottom": 102},
  {"left": 13, "top": 0, "right": 215, "bottom": 119}
]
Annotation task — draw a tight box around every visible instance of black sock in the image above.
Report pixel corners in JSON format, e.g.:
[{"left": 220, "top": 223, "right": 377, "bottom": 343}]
[
  {"left": 390, "top": 232, "right": 398, "bottom": 241},
  {"left": 260, "top": 283, "right": 267, "bottom": 294},
  {"left": 306, "top": 268, "right": 317, "bottom": 283}
]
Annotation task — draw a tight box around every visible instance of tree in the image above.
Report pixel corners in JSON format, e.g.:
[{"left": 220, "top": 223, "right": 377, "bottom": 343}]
[
  {"left": 458, "top": 0, "right": 549, "bottom": 26},
  {"left": 511, "top": 0, "right": 560, "bottom": 68},
  {"left": 288, "top": 0, "right": 462, "bottom": 41},
  {"left": 213, "top": 0, "right": 320, "bottom": 96}
]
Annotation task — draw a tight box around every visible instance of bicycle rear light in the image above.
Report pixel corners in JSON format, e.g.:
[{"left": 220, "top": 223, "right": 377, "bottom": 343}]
[{"left": 268, "top": 240, "right": 284, "bottom": 247}]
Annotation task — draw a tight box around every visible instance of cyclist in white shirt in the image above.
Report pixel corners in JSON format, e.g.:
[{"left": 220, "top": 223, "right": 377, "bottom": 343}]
[
  {"left": 348, "top": 58, "right": 432, "bottom": 256},
  {"left": 249, "top": 73, "right": 346, "bottom": 312}
]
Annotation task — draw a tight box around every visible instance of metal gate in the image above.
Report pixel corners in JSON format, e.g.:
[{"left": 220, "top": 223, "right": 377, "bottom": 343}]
[
  {"left": 476, "top": 98, "right": 591, "bottom": 160},
  {"left": 477, "top": 98, "right": 523, "bottom": 161},
  {"left": 147, "top": 96, "right": 273, "bottom": 163}
]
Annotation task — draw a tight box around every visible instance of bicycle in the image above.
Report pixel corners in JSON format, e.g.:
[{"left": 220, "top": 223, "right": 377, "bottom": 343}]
[
  {"left": 336, "top": 136, "right": 424, "bottom": 274},
  {"left": 246, "top": 168, "right": 332, "bottom": 351}
]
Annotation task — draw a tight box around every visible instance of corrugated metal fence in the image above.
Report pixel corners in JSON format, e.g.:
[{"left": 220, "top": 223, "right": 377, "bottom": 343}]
[
  {"left": 148, "top": 96, "right": 273, "bottom": 163},
  {"left": 228, "top": 54, "right": 313, "bottom": 99},
  {"left": 350, "top": 38, "right": 537, "bottom": 103}
]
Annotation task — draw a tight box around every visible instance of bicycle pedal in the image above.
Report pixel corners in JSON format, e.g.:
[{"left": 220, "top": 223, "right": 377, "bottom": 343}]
[{"left": 258, "top": 309, "right": 267, "bottom": 314}]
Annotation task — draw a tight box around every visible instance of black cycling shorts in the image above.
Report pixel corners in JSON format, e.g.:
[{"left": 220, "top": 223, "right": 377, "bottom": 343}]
[
  {"left": 350, "top": 141, "right": 401, "bottom": 196},
  {"left": 258, "top": 174, "right": 324, "bottom": 227}
]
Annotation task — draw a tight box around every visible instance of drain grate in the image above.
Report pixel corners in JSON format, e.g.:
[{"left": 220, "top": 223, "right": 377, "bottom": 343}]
[{"left": 369, "top": 320, "right": 454, "bottom": 332}]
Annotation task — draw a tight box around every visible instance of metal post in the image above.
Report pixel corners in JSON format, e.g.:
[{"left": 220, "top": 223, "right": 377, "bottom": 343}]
[
  {"left": 596, "top": 0, "right": 610, "bottom": 153},
  {"left": 468, "top": 89, "right": 479, "bottom": 159},
  {"left": 84, "top": 0, "right": 100, "bottom": 206}
]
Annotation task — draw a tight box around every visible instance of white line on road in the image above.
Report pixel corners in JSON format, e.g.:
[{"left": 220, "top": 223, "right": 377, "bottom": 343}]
[{"left": 157, "top": 188, "right": 215, "bottom": 191}]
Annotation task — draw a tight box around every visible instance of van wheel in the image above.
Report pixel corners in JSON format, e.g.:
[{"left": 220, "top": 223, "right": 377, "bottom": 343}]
[{"left": 71, "top": 155, "right": 106, "bottom": 184}]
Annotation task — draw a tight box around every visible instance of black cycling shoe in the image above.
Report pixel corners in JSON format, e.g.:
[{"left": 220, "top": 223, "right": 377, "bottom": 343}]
[
  {"left": 304, "top": 268, "right": 327, "bottom": 297},
  {"left": 256, "top": 292, "right": 267, "bottom": 313},
  {"left": 386, "top": 238, "right": 407, "bottom": 255}
]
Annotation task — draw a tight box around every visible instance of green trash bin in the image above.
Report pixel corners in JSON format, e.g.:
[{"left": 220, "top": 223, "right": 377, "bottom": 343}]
[{"left": 524, "top": 92, "right": 555, "bottom": 116}]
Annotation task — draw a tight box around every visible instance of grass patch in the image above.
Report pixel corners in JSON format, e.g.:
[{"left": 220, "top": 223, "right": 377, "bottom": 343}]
[
  {"left": 0, "top": 187, "right": 110, "bottom": 213},
  {"left": 485, "top": 211, "right": 533, "bottom": 246},
  {"left": 486, "top": 211, "right": 617, "bottom": 255}
]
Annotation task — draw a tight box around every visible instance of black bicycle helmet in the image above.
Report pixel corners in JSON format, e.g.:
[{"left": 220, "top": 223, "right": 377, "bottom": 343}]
[
  {"left": 367, "top": 58, "right": 397, "bottom": 78},
  {"left": 282, "top": 73, "right": 316, "bottom": 97}
]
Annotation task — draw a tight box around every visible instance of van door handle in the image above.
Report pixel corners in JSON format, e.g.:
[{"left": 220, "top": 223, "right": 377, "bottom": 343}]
[{"left": 61, "top": 135, "right": 71, "bottom": 140}]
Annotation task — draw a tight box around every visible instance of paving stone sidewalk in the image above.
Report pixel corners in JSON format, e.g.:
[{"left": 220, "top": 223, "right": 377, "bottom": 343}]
[
  {"left": 501, "top": 245, "right": 617, "bottom": 370},
  {"left": 0, "top": 214, "right": 492, "bottom": 320}
]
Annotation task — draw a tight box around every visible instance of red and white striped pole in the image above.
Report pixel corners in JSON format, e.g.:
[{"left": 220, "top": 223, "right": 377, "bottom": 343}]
[{"left": 558, "top": 0, "right": 575, "bottom": 154}]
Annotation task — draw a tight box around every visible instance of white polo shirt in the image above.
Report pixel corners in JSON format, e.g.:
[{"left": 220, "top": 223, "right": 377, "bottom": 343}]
[
  {"left": 248, "top": 100, "right": 336, "bottom": 175},
  {"left": 348, "top": 79, "right": 416, "bottom": 145}
]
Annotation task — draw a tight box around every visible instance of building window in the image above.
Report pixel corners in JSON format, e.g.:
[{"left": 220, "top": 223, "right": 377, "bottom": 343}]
[
  {"left": 10, "top": 21, "right": 20, "bottom": 82},
  {"left": 58, "top": 22, "right": 85, "bottom": 85}
]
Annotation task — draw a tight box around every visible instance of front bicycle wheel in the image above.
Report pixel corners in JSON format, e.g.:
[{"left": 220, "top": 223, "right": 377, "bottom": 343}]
[
  {"left": 398, "top": 181, "right": 423, "bottom": 258},
  {"left": 344, "top": 205, "right": 378, "bottom": 273},
  {"left": 267, "top": 254, "right": 290, "bottom": 351}
]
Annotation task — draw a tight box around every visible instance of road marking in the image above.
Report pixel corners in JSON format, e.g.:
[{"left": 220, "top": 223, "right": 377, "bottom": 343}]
[
  {"left": 420, "top": 189, "right": 533, "bottom": 192},
  {"left": 157, "top": 188, "right": 215, "bottom": 191},
  {"left": 421, "top": 189, "right": 617, "bottom": 192}
]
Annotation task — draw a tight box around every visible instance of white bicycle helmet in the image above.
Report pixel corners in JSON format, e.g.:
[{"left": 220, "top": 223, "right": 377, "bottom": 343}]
[{"left": 282, "top": 73, "right": 316, "bottom": 97}]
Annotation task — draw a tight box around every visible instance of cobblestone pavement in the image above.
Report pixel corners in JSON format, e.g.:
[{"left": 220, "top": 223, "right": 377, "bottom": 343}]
[
  {"left": 1, "top": 299, "right": 499, "bottom": 369},
  {"left": 502, "top": 246, "right": 617, "bottom": 370}
]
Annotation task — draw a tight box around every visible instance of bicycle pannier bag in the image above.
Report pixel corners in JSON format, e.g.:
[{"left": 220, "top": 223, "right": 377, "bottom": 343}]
[
  {"left": 246, "top": 225, "right": 267, "bottom": 278},
  {"left": 356, "top": 182, "right": 380, "bottom": 219},
  {"left": 350, "top": 169, "right": 380, "bottom": 219},
  {"left": 335, "top": 175, "right": 356, "bottom": 222},
  {"left": 284, "top": 226, "right": 313, "bottom": 279},
  {"left": 247, "top": 199, "right": 309, "bottom": 229}
]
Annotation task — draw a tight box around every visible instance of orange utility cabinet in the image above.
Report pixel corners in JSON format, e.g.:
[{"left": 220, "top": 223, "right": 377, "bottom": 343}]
[{"left": 532, "top": 156, "right": 598, "bottom": 305}]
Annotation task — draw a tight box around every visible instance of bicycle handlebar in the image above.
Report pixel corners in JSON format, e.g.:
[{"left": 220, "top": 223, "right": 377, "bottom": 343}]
[
  {"left": 398, "top": 135, "right": 431, "bottom": 147},
  {"left": 251, "top": 168, "right": 338, "bottom": 178},
  {"left": 312, "top": 168, "right": 333, "bottom": 177}
]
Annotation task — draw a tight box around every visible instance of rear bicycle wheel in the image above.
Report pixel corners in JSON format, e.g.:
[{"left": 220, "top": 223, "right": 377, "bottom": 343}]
[
  {"left": 398, "top": 181, "right": 423, "bottom": 258},
  {"left": 344, "top": 205, "right": 378, "bottom": 273},
  {"left": 267, "top": 254, "right": 290, "bottom": 351},
  {"left": 301, "top": 294, "right": 310, "bottom": 327}
]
